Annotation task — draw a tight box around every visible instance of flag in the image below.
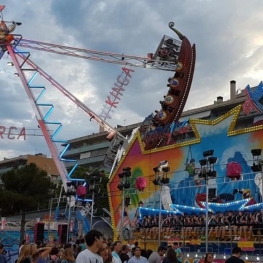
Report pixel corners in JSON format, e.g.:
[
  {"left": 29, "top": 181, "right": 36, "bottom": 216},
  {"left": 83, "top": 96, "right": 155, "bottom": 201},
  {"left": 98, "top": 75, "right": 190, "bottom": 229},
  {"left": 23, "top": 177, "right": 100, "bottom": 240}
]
[{"left": 0, "top": 5, "right": 5, "bottom": 12}]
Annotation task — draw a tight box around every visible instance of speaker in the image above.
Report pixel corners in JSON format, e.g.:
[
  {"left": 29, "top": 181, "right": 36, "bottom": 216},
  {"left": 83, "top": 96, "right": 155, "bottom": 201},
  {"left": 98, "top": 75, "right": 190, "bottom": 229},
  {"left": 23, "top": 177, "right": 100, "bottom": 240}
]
[
  {"left": 34, "top": 223, "right": 45, "bottom": 243},
  {"left": 124, "top": 197, "right": 131, "bottom": 206},
  {"left": 58, "top": 224, "right": 68, "bottom": 244},
  {"left": 208, "top": 188, "right": 217, "bottom": 199}
]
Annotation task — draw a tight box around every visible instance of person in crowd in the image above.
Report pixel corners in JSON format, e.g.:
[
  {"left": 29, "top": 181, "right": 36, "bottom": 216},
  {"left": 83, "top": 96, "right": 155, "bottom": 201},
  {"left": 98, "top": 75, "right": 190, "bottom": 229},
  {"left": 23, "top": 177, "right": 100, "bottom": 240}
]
[
  {"left": 145, "top": 249, "right": 153, "bottom": 260},
  {"left": 61, "top": 248, "right": 76, "bottom": 263},
  {"left": 78, "top": 237, "right": 86, "bottom": 252},
  {"left": 246, "top": 212, "right": 255, "bottom": 240},
  {"left": 203, "top": 253, "right": 213, "bottom": 263},
  {"left": 17, "top": 244, "right": 31, "bottom": 263},
  {"left": 111, "top": 241, "right": 122, "bottom": 263},
  {"left": 0, "top": 252, "right": 6, "bottom": 263},
  {"left": 98, "top": 242, "right": 109, "bottom": 263},
  {"left": 107, "top": 238, "right": 113, "bottom": 248},
  {"left": 162, "top": 248, "right": 178, "bottom": 263},
  {"left": 225, "top": 247, "right": 244, "bottom": 263},
  {"left": 68, "top": 239, "right": 75, "bottom": 247},
  {"left": 140, "top": 216, "right": 148, "bottom": 239},
  {"left": 208, "top": 213, "right": 220, "bottom": 239},
  {"left": 49, "top": 247, "right": 60, "bottom": 263},
  {"left": 0, "top": 244, "right": 7, "bottom": 256},
  {"left": 127, "top": 247, "right": 148, "bottom": 263},
  {"left": 148, "top": 246, "right": 166, "bottom": 263},
  {"left": 29, "top": 243, "right": 52, "bottom": 263},
  {"left": 19, "top": 240, "right": 26, "bottom": 256},
  {"left": 134, "top": 201, "right": 144, "bottom": 229},
  {"left": 127, "top": 239, "right": 135, "bottom": 258},
  {"left": 253, "top": 209, "right": 263, "bottom": 241},
  {"left": 97, "top": 242, "right": 117, "bottom": 263},
  {"left": 76, "top": 229, "right": 104, "bottom": 263},
  {"left": 64, "top": 244, "right": 73, "bottom": 250},
  {"left": 119, "top": 245, "right": 130, "bottom": 263},
  {"left": 183, "top": 215, "right": 193, "bottom": 239},
  {"left": 172, "top": 243, "right": 182, "bottom": 263},
  {"left": 58, "top": 249, "right": 64, "bottom": 262}
]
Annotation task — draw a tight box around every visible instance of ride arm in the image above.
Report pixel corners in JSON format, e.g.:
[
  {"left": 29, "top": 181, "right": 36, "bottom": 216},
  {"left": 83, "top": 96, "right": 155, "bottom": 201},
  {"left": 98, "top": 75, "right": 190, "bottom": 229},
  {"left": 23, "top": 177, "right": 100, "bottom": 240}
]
[
  {"left": 15, "top": 51, "right": 126, "bottom": 141},
  {"left": 16, "top": 38, "right": 177, "bottom": 71}
]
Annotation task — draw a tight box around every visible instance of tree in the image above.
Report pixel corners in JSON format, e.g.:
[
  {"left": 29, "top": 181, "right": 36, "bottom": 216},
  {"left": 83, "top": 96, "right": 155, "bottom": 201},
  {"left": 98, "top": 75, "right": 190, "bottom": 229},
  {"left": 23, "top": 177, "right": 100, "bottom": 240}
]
[
  {"left": 0, "top": 163, "right": 55, "bottom": 244},
  {"left": 70, "top": 166, "right": 110, "bottom": 216}
]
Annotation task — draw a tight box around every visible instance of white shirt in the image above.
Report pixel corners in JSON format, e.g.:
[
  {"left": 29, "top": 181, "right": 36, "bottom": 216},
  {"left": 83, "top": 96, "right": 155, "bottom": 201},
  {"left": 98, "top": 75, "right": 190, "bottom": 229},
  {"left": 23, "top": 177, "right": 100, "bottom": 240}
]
[
  {"left": 128, "top": 256, "right": 148, "bottom": 263},
  {"left": 112, "top": 251, "right": 122, "bottom": 263},
  {"left": 76, "top": 248, "right": 103, "bottom": 263}
]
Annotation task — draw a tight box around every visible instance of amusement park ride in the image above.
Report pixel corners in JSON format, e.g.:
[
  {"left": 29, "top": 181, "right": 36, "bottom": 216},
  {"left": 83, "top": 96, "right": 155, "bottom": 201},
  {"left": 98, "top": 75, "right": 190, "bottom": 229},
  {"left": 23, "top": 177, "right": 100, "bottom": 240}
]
[
  {"left": 0, "top": 6, "right": 195, "bottom": 240},
  {"left": 4, "top": 6, "right": 263, "bottom": 259}
]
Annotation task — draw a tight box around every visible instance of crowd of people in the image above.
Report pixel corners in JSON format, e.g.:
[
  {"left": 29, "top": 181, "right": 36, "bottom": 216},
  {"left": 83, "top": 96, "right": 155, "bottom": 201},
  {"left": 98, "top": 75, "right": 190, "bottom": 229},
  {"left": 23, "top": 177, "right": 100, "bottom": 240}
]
[
  {"left": 0, "top": 230, "right": 247, "bottom": 263},
  {"left": 76, "top": 230, "right": 184, "bottom": 263},
  {"left": 8, "top": 231, "right": 183, "bottom": 263},
  {"left": 138, "top": 209, "right": 263, "bottom": 241}
]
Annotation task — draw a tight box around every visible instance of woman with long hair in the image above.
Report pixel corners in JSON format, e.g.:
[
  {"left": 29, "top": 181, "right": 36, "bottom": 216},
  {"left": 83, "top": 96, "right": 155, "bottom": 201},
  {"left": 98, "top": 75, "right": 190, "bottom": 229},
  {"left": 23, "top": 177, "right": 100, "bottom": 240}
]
[
  {"left": 162, "top": 248, "right": 178, "bottom": 263},
  {"left": 61, "top": 248, "right": 76, "bottom": 263},
  {"left": 17, "top": 244, "right": 31, "bottom": 263},
  {"left": 97, "top": 242, "right": 117, "bottom": 263},
  {"left": 29, "top": 243, "right": 52, "bottom": 263},
  {"left": 204, "top": 253, "right": 213, "bottom": 263}
]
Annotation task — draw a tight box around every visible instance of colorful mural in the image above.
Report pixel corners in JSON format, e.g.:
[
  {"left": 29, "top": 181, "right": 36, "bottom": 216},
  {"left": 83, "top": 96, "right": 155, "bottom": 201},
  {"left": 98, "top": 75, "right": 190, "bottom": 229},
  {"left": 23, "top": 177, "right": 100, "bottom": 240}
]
[{"left": 108, "top": 103, "right": 263, "bottom": 240}]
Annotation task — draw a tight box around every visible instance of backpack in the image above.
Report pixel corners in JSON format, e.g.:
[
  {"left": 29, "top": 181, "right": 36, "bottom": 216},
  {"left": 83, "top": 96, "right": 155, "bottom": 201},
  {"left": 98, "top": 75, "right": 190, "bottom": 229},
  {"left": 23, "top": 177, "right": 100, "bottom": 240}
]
[
  {"left": 76, "top": 185, "right": 86, "bottom": 198},
  {"left": 135, "top": 177, "right": 147, "bottom": 191},
  {"left": 226, "top": 162, "right": 242, "bottom": 180}
]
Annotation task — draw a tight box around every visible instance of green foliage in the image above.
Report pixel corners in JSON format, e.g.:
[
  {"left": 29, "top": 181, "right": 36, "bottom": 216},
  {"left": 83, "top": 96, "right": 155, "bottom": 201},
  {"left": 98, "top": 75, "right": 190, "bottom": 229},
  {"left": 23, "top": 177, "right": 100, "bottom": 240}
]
[{"left": 0, "top": 163, "right": 55, "bottom": 214}]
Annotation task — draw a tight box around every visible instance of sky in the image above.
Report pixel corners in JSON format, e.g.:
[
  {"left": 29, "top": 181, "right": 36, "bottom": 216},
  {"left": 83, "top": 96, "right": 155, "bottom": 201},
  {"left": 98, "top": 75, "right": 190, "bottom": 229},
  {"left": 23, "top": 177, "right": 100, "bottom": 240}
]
[{"left": 0, "top": 0, "right": 263, "bottom": 160}]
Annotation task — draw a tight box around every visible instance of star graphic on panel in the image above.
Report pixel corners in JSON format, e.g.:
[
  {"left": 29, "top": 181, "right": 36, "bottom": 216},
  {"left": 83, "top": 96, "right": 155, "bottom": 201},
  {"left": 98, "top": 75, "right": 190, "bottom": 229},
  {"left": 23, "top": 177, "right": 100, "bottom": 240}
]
[
  {"left": 170, "top": 204, "right": 208, "bottom": 214},
  {"left": 201, "top": 198, "right": 250, "bottom": 213},
  {"left": 136, "top": 104, "right": 243, "bottom": 154},
  {"left": 138, "top": 207, "right": 180, "bottom": 218},
  {"left": 241, "top": 202, "right": 263, "bottom": 211}
]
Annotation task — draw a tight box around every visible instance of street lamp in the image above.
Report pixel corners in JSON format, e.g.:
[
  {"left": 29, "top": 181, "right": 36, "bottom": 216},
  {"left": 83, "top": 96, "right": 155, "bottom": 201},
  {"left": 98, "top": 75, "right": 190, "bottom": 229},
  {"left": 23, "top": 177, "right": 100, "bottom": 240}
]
[
  {"left": 152, "top": 160, "right": 171, "bottom": 245},
  {"left": 88, "top": 174, "right": 101, "bottom": 229},
  {"left": 117, "top": 167, "right": 132, "bottom": 240},
  {"left": 199, "top": 149, "right": 217, "bottom": 253}
]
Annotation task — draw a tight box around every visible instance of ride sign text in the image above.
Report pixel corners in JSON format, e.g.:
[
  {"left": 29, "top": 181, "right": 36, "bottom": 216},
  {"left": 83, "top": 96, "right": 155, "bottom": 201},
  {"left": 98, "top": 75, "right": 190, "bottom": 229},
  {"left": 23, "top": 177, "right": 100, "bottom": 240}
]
[{"left": 0, "top": 126, "right": 26, "bottom": 140}]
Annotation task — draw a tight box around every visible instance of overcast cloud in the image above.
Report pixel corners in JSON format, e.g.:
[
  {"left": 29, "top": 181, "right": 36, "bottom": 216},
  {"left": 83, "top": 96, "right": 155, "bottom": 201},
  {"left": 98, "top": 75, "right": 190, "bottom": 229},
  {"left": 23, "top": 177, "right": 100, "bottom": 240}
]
[{"left": 0, "top": 0, "right": 263, "bottom": 160}]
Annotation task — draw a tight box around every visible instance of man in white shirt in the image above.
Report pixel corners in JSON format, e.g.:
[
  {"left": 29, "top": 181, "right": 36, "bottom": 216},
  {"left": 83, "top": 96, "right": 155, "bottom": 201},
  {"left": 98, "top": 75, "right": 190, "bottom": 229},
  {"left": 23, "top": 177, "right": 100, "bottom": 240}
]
[
  {"left": 76, "top": 229, "right": 104, "bottom": 263},
  {"left": 128, "top": 247, "right": 148, "bottom": 263},
  {"left": 148, "top": 246, "right": 166, "bottom": 263}
]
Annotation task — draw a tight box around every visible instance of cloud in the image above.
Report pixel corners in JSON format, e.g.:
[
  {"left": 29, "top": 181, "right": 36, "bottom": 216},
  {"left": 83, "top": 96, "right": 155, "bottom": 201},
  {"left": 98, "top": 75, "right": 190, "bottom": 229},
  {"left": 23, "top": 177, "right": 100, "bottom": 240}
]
[{"left": 0, "top": 0, "right": 263, "bottom": 160}]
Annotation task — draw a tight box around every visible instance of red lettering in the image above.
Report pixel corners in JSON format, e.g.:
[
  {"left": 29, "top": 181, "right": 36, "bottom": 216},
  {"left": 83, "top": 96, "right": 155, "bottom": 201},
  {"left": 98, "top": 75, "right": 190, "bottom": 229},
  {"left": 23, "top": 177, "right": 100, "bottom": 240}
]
[
  {"left": 117, "top": 75, "right": 129, "bottom": 86},
  {"left": 112, "top": 85, "right": 125, "bottom": 93},
  {"left": 0, "top": 126, "right": 5, "bottom": 139},
  {"left": 105, "top": 96, "right": 119, "bottom": 108},
  {"left": 114, "top": 82, "right": 124, "bottom": 89},
  {"left": 8, "top": 126, "right": 16, "bottom": 140},
  {"left": 122, "top": 67, "right": 134, "bottom": 78},
  {"left": 18, "top": 127, "right": 26, "bottom": 140},
  {"left": 112, "top": 88, "right": 124, "bottom": 96},
  {"left": 110, "top": 92, "right": 121, "bottom": 100}
]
